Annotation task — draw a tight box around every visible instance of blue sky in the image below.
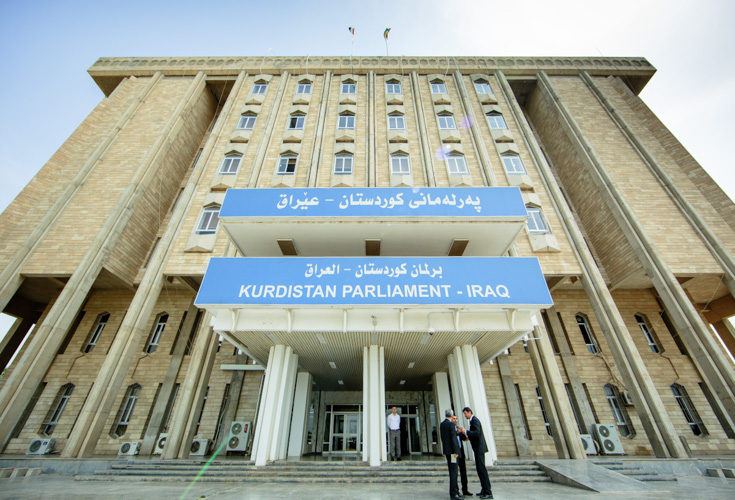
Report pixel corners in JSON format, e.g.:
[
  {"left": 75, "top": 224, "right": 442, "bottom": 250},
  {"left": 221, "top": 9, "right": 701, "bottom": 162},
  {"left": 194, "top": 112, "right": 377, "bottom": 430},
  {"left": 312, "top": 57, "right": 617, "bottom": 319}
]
[{"left": 0, "top": 0, "right": 734, "bottom": 337}]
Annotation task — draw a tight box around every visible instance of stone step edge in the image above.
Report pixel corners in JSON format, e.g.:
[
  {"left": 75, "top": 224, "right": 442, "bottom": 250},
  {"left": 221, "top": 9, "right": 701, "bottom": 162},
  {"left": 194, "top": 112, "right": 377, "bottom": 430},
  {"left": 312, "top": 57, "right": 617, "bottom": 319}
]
[{"left": 74, "top": 476, "right": 552, "bottom": 483}]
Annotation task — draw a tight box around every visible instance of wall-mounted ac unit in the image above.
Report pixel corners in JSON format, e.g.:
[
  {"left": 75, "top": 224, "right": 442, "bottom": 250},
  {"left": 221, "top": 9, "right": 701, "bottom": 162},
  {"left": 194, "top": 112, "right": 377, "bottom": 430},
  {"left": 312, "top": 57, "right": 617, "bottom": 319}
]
[
  {"left": 154, "top": 433, "right": 168, "bottom": 455},
  {"left": 593, "top": 424, "right": 624, "bottom": 455},
  {"left": 579, "top": 434, "right": 598, "bottom": 455},
  {"left": 226, "top": 421, "right": 251, "bottom": 452},
  {"left": 190, "top": 438, "right": 211, "bottom": 456},
  {"left": 118, "top": 441, "right": 141, "bottom": 456},
  {"left": 27, "top": 438, "right": 56, "bottom": 455},
  {"left": 621, "top": 391, "right": 634, "bottom": 406}
]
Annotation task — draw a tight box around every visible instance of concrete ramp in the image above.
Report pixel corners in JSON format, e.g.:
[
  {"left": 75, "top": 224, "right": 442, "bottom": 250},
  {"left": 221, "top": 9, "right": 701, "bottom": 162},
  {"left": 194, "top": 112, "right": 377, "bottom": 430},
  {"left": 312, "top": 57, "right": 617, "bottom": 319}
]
[{"left": 536, "top": 460, "right": 663, "bottom": 492}]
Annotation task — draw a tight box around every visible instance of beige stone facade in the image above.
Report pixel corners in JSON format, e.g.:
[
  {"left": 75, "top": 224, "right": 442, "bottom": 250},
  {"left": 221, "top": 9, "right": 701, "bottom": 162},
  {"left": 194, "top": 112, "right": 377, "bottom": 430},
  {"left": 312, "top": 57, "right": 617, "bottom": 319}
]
[{"left": 0, "top": 56, "right": 733, "bottom": 461}]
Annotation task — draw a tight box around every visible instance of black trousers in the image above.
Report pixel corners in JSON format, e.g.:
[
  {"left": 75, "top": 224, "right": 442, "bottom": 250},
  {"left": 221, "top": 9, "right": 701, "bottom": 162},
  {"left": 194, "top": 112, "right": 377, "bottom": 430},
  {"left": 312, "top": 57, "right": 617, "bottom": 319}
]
[
  {"left": 445, "top": 455, "right": 459, "bottom": 498},
  {"left": 474, "top": 452, "right": 492, "bottom": 495},
  {"left": 458, "top": 454, "right": 469, "bottom": 493}
]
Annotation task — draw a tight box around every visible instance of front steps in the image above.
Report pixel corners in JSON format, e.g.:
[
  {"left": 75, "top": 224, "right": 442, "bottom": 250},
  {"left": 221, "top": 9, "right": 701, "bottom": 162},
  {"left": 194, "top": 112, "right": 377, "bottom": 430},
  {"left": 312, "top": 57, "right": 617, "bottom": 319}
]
[
  {"left": 76, "top": 459, "right": 552, "bottom": 483},
  {"left": 593, "top": 461, "right": 678, "bottom": 482}
]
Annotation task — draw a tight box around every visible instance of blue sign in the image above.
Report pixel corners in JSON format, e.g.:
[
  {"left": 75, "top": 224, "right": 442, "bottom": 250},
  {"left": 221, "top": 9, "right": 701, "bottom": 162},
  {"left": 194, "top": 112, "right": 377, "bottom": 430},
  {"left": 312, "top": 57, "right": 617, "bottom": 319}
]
[
  {"left": 195, "top": 257, "right": 552, "bottom": 308},
  {"left": 220, "top": 187, "right": 526, "bottom": 219}
]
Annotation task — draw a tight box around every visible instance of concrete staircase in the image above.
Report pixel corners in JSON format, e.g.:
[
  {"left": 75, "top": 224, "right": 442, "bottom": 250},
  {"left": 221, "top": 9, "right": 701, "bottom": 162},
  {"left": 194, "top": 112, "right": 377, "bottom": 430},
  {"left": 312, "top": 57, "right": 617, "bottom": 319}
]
[
  {"left": 76, "top": 459, "right": 551, "bottom": 484},
  {"left": 593, "top": 460, "right": 678, "bottom": 483}
]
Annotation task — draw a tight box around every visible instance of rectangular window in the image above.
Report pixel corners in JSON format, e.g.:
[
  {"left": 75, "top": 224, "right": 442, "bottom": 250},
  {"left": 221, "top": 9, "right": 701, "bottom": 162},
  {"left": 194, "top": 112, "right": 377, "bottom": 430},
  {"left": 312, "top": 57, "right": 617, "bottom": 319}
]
[
  {"left": 288, "top": 114, "right": 305, "bottom": 130},
  {"left": 251, "top": 83, "right": 267, "bottom": 94},
  {"left": 277, "top": 155, "right": 298, "bottom": 175},
  {"left": 196, "top": 206, "right": 220, "bottom": 234},
  {"left": 338, "top": 114, "right": 355, "bottom": 129},
  {"left": 213, "top": 384, "right": 231, "bottom": 445},
  {"left": 386, "top": 82, "right": 402, "bottom": 94},
  {"left": 296, "top": 83, "right": 312, "bottom": 94},
  {"left": 163, "top": 383, "right": 180, "bottom": 431},
  {"left": 219, "top": 155, "right": 241, "bottom": 175},
  {"left": 636, "top": 314, "right": 661, "bottom": 353},
  {"left": 446, "top": 156, "right": 468, "bottom": 175},
  {"left": 113, "top": 384, "right": 141, "bottom": 437},
  {"left": 145, "top": 314, "right": 168, "bottom": 354},
  {"left": 388, "top": 114, "right": 405, "bottom": 130},
  {"left": 194, "top": 386, "right": 209, "bottom": 436},
  {"left": 474, "top": 81, "right": 494, "bottom": 94},
  {"left": 502, "top": 155, "right": 526, "bottom": 174},
  {"left": 42, "top": 384, "right": 74, "bottom": 436},
  {"left": 576, "top": 314, "right": 599, "bottom": 354},
  {"left": 536, "top": 386, "right": 552, "bottom": 436},
  {"left": 341, "top": 82, "right": 356, "bottom": 94},
  {"left": 431, "top": 82, "right": 447, "bottom": 94},
  {"left": 437, "top": 115, "right": 456, "bottom": 130},
  {"left": 526, "top": 207, "right": 549, "bottom": 234},
  {"left": 84, "top": 313, "right": 109, "bottom": 353},
  {"left": 391, "top": 155, "right": 411, "bottom": 175},
  {"left": 333, "top": 154, "right": 354, "bottom": 175},
  {"left": 237, "top": 115, "right": 256, "bottom": 130},
  {"left": 515, "top": 384, "right": 531, "bottom": 439},
  {"left": 671, "top": 384, "right": 708, "bottom": 436},
  {"left": 487, "top": 113, "right": 508, "bottom": 130},
  {"left": 604, "top": 384, "right": 632, "bottom": 437}
]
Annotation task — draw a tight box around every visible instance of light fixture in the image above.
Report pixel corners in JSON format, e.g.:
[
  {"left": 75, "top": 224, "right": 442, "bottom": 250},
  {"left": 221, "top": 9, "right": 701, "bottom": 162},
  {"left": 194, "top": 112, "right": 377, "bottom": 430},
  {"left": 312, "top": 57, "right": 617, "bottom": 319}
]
[
  {"left": 420, "top": 335, "right": 430, "bottom": 345},
  {"left": 338, "top": 380, "right": 344, "bottom": 385},
  {"left": 329, "top": 361, "right": 337, "bottom": 369},
  {"left": 407, "top": 362, "right": 415, "bottom": 369},
  {"left": 315, "top": 333, "right": 326, "bottom": 344},
  {"left": 399, "top": 380, "right": 406, "bottom": 385}
]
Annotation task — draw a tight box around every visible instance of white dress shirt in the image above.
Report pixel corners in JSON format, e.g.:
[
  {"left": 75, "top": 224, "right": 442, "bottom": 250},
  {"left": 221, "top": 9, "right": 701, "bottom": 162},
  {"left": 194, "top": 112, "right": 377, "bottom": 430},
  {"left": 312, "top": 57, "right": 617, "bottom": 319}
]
[{"left": 387, "top": 413, "right": 401, "bottom": 430}]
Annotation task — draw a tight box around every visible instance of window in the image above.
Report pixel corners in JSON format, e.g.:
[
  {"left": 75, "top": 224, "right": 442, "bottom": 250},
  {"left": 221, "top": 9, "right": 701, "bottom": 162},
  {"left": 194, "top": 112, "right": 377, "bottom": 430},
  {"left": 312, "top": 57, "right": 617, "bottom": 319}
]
[
  {"left": 388, "top": 114, "right": 405, "bottom": 130},
  {"left": 145, "top": 313, "right": 168, "bottom": 354},
  {"left": 112, "top": 383, "right": 141, "bottom": 437},
  {"left": 84, "top": 313, "right": 109, "bottom": 353},
  {"left": 576, "top": 314, "right": 599, "bottom": 354},
  {"left": 486, "top": 112, "right": 508, "bottom": 130},
  {"left": 277, "top": 155, "right": 298, "bottom": 175},
  {"left": 635, "top": 314, "right": 661, "bottom": 353},
  {"left": 296, "top": 82, "right": 312, "bottom": 94},
  {"left": 446, "top": 155, "right": 468, "bottom": 175},
  {"left": 386, "top": 80, "right": 402, "bottom": 94},
  {"left": 526, "top": 207, "right": 549, "bottom": 234},
  {"left": 671, "top": 383, "right": 707, "bottom": 436},
  {"left": 474, "top": 81, "right": 494, "bottom": 95},
  {"left": 196, "top": 205, "right": 220, "bottom": 234},
  {"left": 237, "top": 114, "right": 256, "bottom": 130},
  {"left": 515, "top": 384, "right": 531, "bottom": 439},
  {"left": 604, "top": 384, "right": 633, "bottom": 437},
  {"left": 251, "top": 83, "right": 267, "bottom": 94},
  {"left": 437, "top": 114, "right": 456, "bottom": 130},
  {"left": 218, "top": 154, "right": 241, "bottom": 175},
  {"left": 536, "top": 387, "right": 552, "bottom": 436},
  {"left": 288, "top": 113, "right": 306, "bottom": 130},
  {"left": 338, "top": 114, "right": 355, "bottom": 129},
  {"left": 502, "top": 154, "right": 526, "bottom": 174},
  {"left": 42, "top": 383, "right": 74, "bottom": 436},
  {"left": 194, "top": 386, "right": 209, "bottom": 435},
  {"left": 391, "top": 154, "right": 411, "bottom": 175},
  {"left": 341, "top": 82, "right": 356, "bottom": 94},
  {"left": 163, "top": 383, "right": 180, "bottom": 431},
  {"left": 430, "top": 81, "right": 447, "bottom": 94},
  {"left": 333, "top": 154, "right": 353, "bottom": 175}
]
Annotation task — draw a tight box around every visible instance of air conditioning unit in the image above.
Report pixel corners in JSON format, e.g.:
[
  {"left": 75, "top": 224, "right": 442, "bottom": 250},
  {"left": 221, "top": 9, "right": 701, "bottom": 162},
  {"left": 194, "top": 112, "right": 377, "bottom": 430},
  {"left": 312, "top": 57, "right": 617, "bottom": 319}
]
[
  {"left": 621, "top": 391, "right": 634, "bottom": 406},
  {"left": 579, "top": 434, "right": 598, "bottom": 455},
  {"left": 190, "top": 438, "right": 211, "bottom": 456},
  {"left": 593, "top": 424, "right": 624, "bottom": 455},
  {"left": 226, "top": 421, "right": 251, "bottom": 452},
  {"left": 27, "top": 438, "right": 56, "bottom": 455},
  {"left": 154, "top": 433, "right": 168, "bottom": 455},
  {"left": 118, "top": 441, "right": 141, "bottom": 456}
]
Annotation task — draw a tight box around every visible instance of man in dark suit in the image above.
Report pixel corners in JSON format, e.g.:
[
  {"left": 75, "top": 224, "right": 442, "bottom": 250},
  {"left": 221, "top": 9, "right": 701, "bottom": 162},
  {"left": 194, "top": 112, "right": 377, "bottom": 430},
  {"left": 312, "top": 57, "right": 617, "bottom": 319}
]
[
  {"left": 451, "top": 414, "right": 473, "bottom": 497},
  {"left": 440, "top": 409, "right": 463, "bottom": 500},
  {"left": 461, "top": 407, "right": 493, "bottom": 499}
]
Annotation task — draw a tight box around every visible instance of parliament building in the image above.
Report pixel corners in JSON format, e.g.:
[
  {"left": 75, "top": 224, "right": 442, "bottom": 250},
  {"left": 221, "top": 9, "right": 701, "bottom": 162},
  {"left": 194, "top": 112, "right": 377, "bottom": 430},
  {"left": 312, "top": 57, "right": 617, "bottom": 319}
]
[{"left": 0, "top": 55, "right": 734, "bottom": 466}]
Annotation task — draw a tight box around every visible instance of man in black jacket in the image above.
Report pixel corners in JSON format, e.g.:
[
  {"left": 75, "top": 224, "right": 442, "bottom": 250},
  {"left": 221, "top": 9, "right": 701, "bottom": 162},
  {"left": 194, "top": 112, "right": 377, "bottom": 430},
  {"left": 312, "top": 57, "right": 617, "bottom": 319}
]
[
  {"left": 461, "top": 407, "right": 493, "bottom": 499},
  {"left": 440, "top": 409, "right": 463, "bottom": 500},
  {"left": 451, "top": 414, "right": 473, "bottom": 497}
]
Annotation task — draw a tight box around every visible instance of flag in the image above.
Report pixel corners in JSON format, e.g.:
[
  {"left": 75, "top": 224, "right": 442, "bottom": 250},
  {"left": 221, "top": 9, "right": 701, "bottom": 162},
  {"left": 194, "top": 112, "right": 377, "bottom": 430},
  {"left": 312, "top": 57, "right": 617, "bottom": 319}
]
[
  {"left": 384, "top": 28, "right": 391, "bottom": 40},
  {"left": 348, "top": 27, "right": 355, "bottom": 36}
]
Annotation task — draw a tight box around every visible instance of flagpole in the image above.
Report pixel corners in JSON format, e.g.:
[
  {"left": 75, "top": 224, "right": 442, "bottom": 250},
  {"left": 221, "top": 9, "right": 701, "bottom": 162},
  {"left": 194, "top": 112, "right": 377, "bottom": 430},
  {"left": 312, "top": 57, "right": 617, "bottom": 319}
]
[{"left": 385, "top": 38, "right": 389, "bottom": 56}]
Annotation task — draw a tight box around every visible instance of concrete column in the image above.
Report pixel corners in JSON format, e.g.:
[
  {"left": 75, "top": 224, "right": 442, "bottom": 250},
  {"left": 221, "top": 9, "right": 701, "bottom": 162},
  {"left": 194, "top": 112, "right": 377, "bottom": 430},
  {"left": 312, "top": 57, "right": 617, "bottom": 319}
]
[
  {"left": 432, "top": 372, "right": 452, "bottom": 454},
  {"left": 496, "top": 69, "right": 687, "bottom": 458},
  {"left": 367, "top": 70, "right": 377, "bottom": 187},
  {"left": 712, "top": 320, "right": 735, "bottom": 361},
  {"left": 363, "top": 345, "right": 385, "bottom": 466},
  {"left": 214, "top": 354, "right": 249, "bottom": 451},
  {"left": 287, "top": 372, "right": 313, "bottom": 457},
  {"left": 496, "top": 354, "right": 531, "bottom": 456},
  {"left": 249, "top": 72, "right": 290, "bottom": 188},
  {"left": 0, "top": 316, "right": 36, "bottom": 375},
  {"left": 306, "top": 71, "right": 332, "bottom": 187},
  {"left": 362, "top": 347, "right": 369, "bottom": 462},
  {"left": 409, "top": 71, "right": 435, "bottom": 186},
  {"left": 250, "top": 345, "right": 299, "bottom": 466},
  {"left": 140, "top": 302, "right": 199, "bottom": 455}
]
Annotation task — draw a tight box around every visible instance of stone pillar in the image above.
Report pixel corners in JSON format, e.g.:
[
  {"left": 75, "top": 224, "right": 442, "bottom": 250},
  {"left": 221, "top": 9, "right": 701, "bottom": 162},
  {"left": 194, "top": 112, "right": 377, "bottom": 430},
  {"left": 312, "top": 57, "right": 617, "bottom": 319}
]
[
  {"left": 363, "top": 345, "right": 386, "bottom": 466},
  {"left": 287, "top": 372, "right": 313, "bottom": 457},
  {"left": 712, "top": 320, "right": 735, "bottom": 361},
  {"left": 250, "top": 345, "right": 299, "bottom": 466},
  {"left": 0, "top": 316, "right": 36, "bottom": 375},
  {"left": 214, "top": 354, "right": 249, "bottom": 451},
  {"left": 432, "top": 372, "right": 452, "bottom": 454},
  {"left": 496, "top": 354, "right": 531, "bottom": 457},
  {"left": 409, "top": 71, "right": 435, "bottom": 186}
]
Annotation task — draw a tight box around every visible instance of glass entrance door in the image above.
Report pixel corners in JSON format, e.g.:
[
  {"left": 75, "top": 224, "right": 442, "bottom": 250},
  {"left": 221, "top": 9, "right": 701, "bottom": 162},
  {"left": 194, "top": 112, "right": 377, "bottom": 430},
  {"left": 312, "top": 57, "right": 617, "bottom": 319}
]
[
  {"left": 330, "top": 412, "right": 361, "bottom": 454},
  {"left": 406, "top": 416, "right": 421, "bottom": 454}
]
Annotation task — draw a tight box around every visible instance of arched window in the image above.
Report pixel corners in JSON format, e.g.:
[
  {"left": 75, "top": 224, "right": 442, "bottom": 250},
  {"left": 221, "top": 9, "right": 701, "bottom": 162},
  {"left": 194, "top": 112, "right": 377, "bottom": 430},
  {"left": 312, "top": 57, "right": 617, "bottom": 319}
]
[
  {"left": 83, "top": 312, "right": 109, "bottom": 353},
  {"left": 112, "top": 383, "right": 141, "bottom": 438},
  {"left": 576, "top": 314, "right": 599, "bottom": 354},
  {"left": 604, "top": 384, "right": 634, "bottom": 437},
  {"left": 671, "top": 383, "right": 707, "bottom": 436},
  {"left": 486, "top": 112, "right": 507, "bottom": 130},
  {"left": 145, "top": 313, "right": 168, "bottom": 354},
  {"left": 41, "top": 383, "right": 74, "bottom": 436},
  {"left": 635, "top": 313, "right": 661, "bottom": 353},
  {"left": 196, "top": 205, "right": 220, "bottom": 234}
]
